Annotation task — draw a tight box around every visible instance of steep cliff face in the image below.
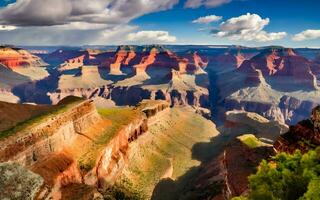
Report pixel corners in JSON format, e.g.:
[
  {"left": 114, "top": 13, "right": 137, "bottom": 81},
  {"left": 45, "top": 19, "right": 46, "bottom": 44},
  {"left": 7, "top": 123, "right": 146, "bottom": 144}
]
[
  {"left": 0, "top": 98, "right": 171, "bottom": 199},
  {"left": 44, "top": 49, "right": 88, "bottom": 66},
  {"left": 238, "top": 48, "right": 319, "bottom": 89},
  {"left": 0, "top": 46, "right": 48, "bottom": 69},
  {"left": 0, "top": 99, "right": 100, "bottom": 165},
  {"left": 274, "top": 106, "right": 320, "bottom": 153},
  {"left": 179, "top": 134, "right": 274, "bottom": 200},
  {"left": 224, "top": 110, "right": 289, "bottom": 141}
]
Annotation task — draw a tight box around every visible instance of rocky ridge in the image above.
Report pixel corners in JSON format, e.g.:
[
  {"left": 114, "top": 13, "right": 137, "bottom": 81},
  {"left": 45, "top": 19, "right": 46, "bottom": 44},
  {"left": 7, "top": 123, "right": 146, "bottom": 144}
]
[{"left": 0, "top": 97, "right": 170, "bottom": 199}]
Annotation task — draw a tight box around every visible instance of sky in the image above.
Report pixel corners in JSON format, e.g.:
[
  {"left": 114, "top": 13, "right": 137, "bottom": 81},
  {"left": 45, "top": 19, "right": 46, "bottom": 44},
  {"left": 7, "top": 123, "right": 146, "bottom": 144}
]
[{"left": 0, "top": 0, "right": 319, "bottom": 47}]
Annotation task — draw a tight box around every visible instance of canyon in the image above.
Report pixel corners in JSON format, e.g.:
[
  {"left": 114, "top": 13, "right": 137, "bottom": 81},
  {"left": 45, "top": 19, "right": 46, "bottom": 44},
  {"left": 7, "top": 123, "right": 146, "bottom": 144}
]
[
  {"left": 1, "top": 95, "right": 286, "bottom": 200},
  {"left": 0, "top": 97, "right": 171, "bottom": 199},
  {"left": 0, "top": 45, "right": 319, "bottom": 124},
  {"left": 0, "top": 45, "right": 320, "bottom": 200}
]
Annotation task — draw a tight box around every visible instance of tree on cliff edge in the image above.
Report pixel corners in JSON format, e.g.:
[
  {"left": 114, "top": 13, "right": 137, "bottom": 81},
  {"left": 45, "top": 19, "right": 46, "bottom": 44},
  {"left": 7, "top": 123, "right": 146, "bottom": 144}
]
[{"left": 233, "top": 147, "right": 320, "bottom": 200}]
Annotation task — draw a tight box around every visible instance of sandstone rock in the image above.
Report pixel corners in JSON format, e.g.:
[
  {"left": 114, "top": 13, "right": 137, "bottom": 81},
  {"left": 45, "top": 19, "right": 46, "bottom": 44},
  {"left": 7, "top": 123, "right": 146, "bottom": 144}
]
[
  {"left": 238, "top": 48, "right": 319, "bottom": 89},
  {"left": 274, "top": 105, "right": 320, "bottom": 153},
  {"left": 225, "top": 110, "right": 289, "bottom": 141},
  {"left": 182, "top": 134, "right": 274, "bottom": 199},
  {"left": 0, "top": 46, "right": 48, "bottom": 69}
]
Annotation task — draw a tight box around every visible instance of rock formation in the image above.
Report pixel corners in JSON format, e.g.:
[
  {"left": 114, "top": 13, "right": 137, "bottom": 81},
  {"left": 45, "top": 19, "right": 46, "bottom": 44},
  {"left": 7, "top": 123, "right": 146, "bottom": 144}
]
[
  {"left": 0, "top": 97, "right": 170, "bottom": 199},
  {"left": 225, "top": 110, "right": 289, "bottom": 141},
  {"left": 238, "top": 48, "right": 319, "bottom": 89},
  {"left": 0, "top": 46, "right": 48, "bottom": 69},
  {"left": 274, "top": 105, "right": 320, "bottom": 153},
  {"left": 182, "top": 134, "right": 274, "bottom": 200}
]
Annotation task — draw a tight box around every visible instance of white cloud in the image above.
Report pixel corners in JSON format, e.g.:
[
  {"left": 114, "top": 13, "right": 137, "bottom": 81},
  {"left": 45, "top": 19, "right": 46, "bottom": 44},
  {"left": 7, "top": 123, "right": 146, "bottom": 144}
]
[
  {"left": 0, "top": 25, "right": 16, "bottom": 31},
  {"left": 212, "top": 13, "right": 287, "bottom": 42},
  {"left": 127, "top": 31, "right": 177, "bottom": 44},
  {"left": 292, "top": 29, "right": 320, "bottom": 41},
  {"left": 0, "top": 24, "right": 138, "bottom": 46},
  {"left": 185, "top": 0, "right": 231, "bottom": 8},
  {"left": 192, "top": 15, "right": 222, "bottom": 24},
  {"left": 0, "top": 0, "right": 179, "bottom": 45},
  {"left": 0, "top": 0, "right": 179, "bottom": 27}
]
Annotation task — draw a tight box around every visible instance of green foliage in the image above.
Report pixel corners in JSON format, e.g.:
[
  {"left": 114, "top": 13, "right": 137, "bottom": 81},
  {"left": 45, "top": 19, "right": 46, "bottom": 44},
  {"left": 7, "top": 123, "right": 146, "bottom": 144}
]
[
  {"left": 237, "top": 134, "right": 266, "bottom": 149},
  {"left": 233, "top": 147, "right": 320, "bottom": 200},
  {"left": 102, "top": 185, "right": 143, "bottom": 200}
]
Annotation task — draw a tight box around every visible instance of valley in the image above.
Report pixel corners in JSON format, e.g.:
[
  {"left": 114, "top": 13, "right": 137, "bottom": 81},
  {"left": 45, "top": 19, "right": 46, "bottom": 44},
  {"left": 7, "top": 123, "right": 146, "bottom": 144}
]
[{"left": 0, "top": 44, "right": 320, "bottom": 200}]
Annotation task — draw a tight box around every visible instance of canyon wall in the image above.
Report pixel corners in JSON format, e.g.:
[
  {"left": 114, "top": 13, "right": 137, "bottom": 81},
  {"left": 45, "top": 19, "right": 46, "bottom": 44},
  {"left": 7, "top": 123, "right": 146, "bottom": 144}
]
[
  {"left": 0, "top": 100, "right": 100, "bottom": 165},
  {"left": 0, "top": 99, "right": 170, "bottom": 199}
]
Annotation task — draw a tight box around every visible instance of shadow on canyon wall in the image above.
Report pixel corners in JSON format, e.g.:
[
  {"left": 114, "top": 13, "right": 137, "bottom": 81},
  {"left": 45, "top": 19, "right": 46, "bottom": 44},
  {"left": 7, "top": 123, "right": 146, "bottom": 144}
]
[
  {"left": 12, "top": 67, "right": 59, "bottom": 104},
  {"left": 151, "top": 130, "right": 235, "bottom": 200}
]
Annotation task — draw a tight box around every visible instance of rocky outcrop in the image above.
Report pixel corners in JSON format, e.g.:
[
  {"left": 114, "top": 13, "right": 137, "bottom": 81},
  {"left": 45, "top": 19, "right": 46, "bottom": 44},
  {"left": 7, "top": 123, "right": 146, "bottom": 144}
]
[
  {"left": 221, "top": 135, "right": 274, "bottom": 198},
  {"left": 0, "top": 99, "right": 100, "bottom": 165},
  {"left": 238, "top": 48, "right": 319, "bottom": 89},
  {"left": 224, "top": 99, "right": 285, "bottom": 123},
  {"left": 0, "top": 46, "right": 48, "bottom": 69},
  {"left": 224, "top": 95, "right": 319, "bottom": 125},
  {"left": 274, "top": 105, "right": 320, "bottom": 153},
  {"left": 44, "top": 49, "right": 88, "bottom": 66},
  {"left": 209, "top": 52, "right": 245, "bottom": 69},
  {"left": 59, "top": 55, "right": 86, "bottom": 71},
  {"left": 87, "top": 116, "right": 148, "bottom": 188},
  {"left": 109, "top": 48, "right": 137, "bottom": 75},
  {"left": 183, "top": 134, "right": 274, "bottom": 200},
  {"left": 279, "top": 95, "right": 318, "bottom": 124},
  {"left": 0, "top": 99, "right": 170, "bottom": 199},
  {"left": 49, "top": 86, "right": 111, "bottom": 105},
  {"left": 110, "top": 86, "right": 209, "bottom": 108},
  {"left": 225, "top": 110, "right": 289, "bottom": 141}
]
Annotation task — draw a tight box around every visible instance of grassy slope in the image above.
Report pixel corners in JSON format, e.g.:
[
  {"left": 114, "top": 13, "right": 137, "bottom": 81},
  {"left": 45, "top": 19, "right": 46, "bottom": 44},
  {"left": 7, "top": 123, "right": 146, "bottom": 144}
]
[
  {"left": 117, "top": 107, "right": 219, "bottom": 199},
  {"left": 0, "top": 98, "right": 84, "bottom": 140},
  {"left": 237, "top": 134, "right": 271, "bottom": 149},
  {"left": 77, "top": 107, "right": 141, "bottom": 171}
]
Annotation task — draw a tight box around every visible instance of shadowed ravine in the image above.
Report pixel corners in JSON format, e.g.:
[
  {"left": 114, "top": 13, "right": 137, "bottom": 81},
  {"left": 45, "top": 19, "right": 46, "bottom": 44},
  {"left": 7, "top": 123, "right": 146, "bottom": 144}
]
[
  {"left": 115, "top": 107, "right": 235, "bottom": 200},
  {"left": 150, "top": 132, "right": 233, "bottom": 200}
]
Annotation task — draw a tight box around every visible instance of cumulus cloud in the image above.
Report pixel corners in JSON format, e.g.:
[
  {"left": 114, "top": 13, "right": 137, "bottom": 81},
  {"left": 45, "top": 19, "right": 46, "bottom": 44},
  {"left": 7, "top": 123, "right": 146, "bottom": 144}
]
[
  {"left": 0, "top": 24, "right": 138, "bottom": 45},
  {"left": 192, "top": 15, "right": 222, "bottom": 24},
  {"left": 0, "top": 25, "right": 16, "bottom": 31},
  {"left": 185, "top": 0, "right": 232, "bottom": 8},
  {"left": 292, "top": 29, "right": 320, "bottom": 41},
  {"left": 0, "top": 0, "right": 179, "bottom": 26},
  {"left": 127, "top": 31, "right": 177, "bottom": 44},
  {"left": 212, "top": 13, "right": 287, "bottom": 42},
  {"left": 0, "top": 0, "right": 179, "bottom": 45}
]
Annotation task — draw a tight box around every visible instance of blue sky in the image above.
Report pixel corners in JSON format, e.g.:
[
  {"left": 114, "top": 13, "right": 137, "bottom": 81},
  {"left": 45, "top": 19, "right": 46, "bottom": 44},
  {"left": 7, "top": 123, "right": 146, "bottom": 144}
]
[{"left": 0, "top": 0, "right": 319, "bottom": 47}]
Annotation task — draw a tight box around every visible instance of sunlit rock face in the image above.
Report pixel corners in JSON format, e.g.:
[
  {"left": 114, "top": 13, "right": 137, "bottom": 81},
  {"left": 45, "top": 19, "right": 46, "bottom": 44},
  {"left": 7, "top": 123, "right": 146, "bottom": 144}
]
[
  {"left": 0, "top": 98, "right": 170, "bottom": 199},
  {"left": 238, "top": 48, "right": 318, "bottom": 89},
  {"left": 0, "top": 45, "right": 319, "bottom": 125},
  {"left": 0, "top": 46, "right": 47, "bottom": 69}
]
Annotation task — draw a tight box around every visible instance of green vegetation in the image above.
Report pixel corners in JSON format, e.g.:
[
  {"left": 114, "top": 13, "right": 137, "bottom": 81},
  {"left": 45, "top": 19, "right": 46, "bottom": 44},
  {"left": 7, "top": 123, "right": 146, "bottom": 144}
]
[
  {"left": 237, "top": 134, "right": 267, "bottom": 149},
  {"left": 0, "top": 98, "right": 83, "bottom": 140},
  {"left": 103, "top": 185, "right": 144, "bottom": 200},
  {"left": 78, "top": 107, "right": 141, "bottom": 171},
  {"left": 118, "top": 107, "right": 220, "bottom": 199},
  {"left": 233, "top": 147, "right": 320, "bottom": 200}
]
